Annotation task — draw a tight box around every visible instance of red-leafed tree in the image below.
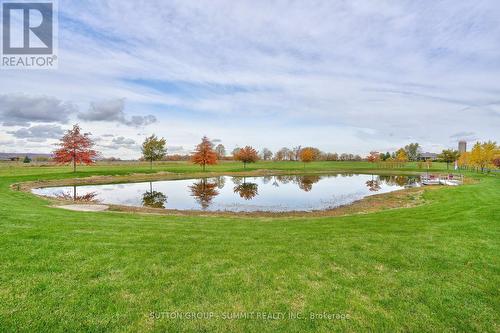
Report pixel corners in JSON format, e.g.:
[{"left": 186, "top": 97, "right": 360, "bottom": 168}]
[
  {"left": 367, "top": 151, "right": 380, "bottom": 163},
  {"left": 494, "top": 156, "right": 500, "bottom": 168},
  {"left": 234, "top": 146, "right": 259, "bottom": 168},
  {"left": 191, "top": 136, "right": 218, "bottom": 171},
  {"left": 53, "top": 124, "right": 98, "bottom": 172}
]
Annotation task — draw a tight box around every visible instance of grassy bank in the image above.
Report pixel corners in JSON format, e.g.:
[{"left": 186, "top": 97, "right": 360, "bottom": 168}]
[{"left": 0, "top": 161, "right": 498, "bottom": 332}]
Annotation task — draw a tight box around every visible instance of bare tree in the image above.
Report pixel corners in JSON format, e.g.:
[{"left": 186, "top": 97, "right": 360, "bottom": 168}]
[
  {"left": 261, "top": 148, "right": 273, "bottom": 160},
  {"left": 275, "top": 147, "right": 291, "bottom": 161},
  {"left": 292, "top": 146, "right": 302, "bottom": 161},
  {"left": 231, "top": 147, "right": 241, "bottom": 159},
  {"left": 215, "top": 144, "right": 226, "bottom": 159}
]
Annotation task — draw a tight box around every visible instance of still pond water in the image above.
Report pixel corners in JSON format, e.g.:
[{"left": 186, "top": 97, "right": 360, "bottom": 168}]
[{"left": 33, "top": 174, "right": 420, "bottom": 212}]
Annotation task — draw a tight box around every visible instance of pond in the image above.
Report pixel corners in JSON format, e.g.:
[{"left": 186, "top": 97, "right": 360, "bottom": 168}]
[{"left": 32, "top": 174, "right": 420, "bottom": 212}]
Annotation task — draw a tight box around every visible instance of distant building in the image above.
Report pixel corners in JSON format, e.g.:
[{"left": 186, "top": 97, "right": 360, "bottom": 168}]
[
  {"left": 419, "top": 152, "right": 438, "bottom": 161},
  {"left": 458, "top": 141, "right": 467, "bottom": 153}
]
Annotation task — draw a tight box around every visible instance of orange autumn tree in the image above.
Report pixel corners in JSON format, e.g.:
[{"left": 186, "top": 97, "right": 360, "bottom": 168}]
[
  {"left": 234, "top": 146, "right": 259, "bottom": 168},
  {"left": 299, "top": 147, "right": 318, "bottom": 168},
  {"left": 53, "top": 124, "right": 98, "bottom": 172},
  {"left": 191, "top": 136, "right": 218, "bottom": 171},
  {"left": 189, "top": 179, "right": 219, "bottom": 209}
]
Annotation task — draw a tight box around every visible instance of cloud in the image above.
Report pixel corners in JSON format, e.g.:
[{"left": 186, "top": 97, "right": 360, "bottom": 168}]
[
  {"left": 449, "top": 131, "right": 479, "bottom": 142},
  {"left": 99, "top": 136, "right": 138, "bottom": 150},
  {"left": 78, "top": 99, "right": 157, "bottom": 127},
  {"left": 0, "top": 139, "right": 15, "bottom": 145},
  {"left": 8, "top": 124, "right": 65, "bottom": 142},
  {"left": 0, "top": 94, "right": 77, "bottom": 126},
  {"left": 168, "top": 145, "right": 184, "bottom": 152},
  {"left": 128, "top": 115, "right": 157, "bottom": 127},
  {"left": 112, "top": 136, "right": 136, "bottom": 146},
  {"left": 450, "top": 131, "right": 475, "bottom": 138},
  {"left": 78, "top": 99, "right": 125, "bottom": 122}
]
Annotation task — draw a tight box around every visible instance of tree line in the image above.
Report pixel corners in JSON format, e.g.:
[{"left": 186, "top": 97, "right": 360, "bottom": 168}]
[
  {"left": 458, "top": 141, "right": 499, "bottom": 172},
  {"left": 48, "top": 125, "right": 499, "bottom": 173},
  {"left": 143, "top": 136, "right": 329, "bottom": 170},
  {"left": 366, "top": 142, "right": 500, "bottom": 171},
  {"left": 142, "top": 144, "right": 365, "bottom": 163}
]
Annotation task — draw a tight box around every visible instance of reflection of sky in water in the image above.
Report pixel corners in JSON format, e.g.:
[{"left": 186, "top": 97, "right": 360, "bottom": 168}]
[{"left": 32, "top": 174, "right": 419, "bottom": 212}]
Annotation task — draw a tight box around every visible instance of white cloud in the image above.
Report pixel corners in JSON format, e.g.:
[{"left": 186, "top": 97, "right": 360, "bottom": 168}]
[
  {"left": 7, "top": 124, "right": 65, "bottom": 142},
  {"left": 97, "top": 135, "right": 139, "bottom": 150},
  {"left": 78, "top": 99, "right": 157, "bottom": 127},
  {"left": 0, "top": 94, "right": 77, "bottom": 126}
]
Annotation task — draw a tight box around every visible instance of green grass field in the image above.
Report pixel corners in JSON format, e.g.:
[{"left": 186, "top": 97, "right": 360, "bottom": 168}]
[{"left": 0, "top": 161, "right": 498, "bottom": 332}]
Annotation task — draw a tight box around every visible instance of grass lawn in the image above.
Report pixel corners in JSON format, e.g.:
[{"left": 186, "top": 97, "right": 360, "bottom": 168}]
[{"left": 0, "top": 161, "right": 498, "bottom": 332}]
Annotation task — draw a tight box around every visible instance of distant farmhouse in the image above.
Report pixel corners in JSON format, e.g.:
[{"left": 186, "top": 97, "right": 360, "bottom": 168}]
[
  {"left": 418, "top": 141, "right": 467, "bottom": 162},
  {"left": 419, "top": 152, "right": 439, "bottom": 161}
]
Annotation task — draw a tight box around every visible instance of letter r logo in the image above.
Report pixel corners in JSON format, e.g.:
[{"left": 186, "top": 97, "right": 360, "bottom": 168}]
[{"left": 2, "top": 2, "right": 53, "bottom": 54}]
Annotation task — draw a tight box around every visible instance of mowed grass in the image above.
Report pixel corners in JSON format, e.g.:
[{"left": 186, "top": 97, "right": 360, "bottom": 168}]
[{"left": 0, "top": 161, "right": 498, "bottom": 332}]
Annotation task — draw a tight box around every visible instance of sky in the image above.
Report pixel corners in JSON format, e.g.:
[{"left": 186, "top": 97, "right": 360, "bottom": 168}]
[{"left": 0, "top": 0, "right": 499, "bottom": 159}]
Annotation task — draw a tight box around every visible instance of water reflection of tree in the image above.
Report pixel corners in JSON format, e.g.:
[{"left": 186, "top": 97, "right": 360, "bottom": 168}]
[
  {"left": 189, "top": 178, "right": 219, "bottom": 209},
  {"left": 272, "top": 177, "right": 280, "bottom": 187},
  {"left": 378, "top": 175, "right": 413, "bottom": 187},
  {"left": 231, "top": 176, "right": 243, "bottom": 186},
  {"left": 341, "top": 173, "right": 354, "bottom": 177},
  {"left": 56, "top": 185, "right": 98, "bottom": 202},
  {"left": 406, "top": 176, "right": 419, "bottom": 187},
  {"left": 261, "top": 176, "right": 272, "bottom": 185},
  {"left": 365, "top": 175, "right": 381, "bottom": 192},
  {"left": 142, "top": 182, "right": 167, "bottom": 208},
  {"left": 394, "top": 176, "right": 409, "bottom": 187},
  {"left": 214, "top": 176, "right": 226, "bottom": 189},
  {"left": 296, "top": 175, "right": 321, "bottom": 192},
  {"left": 233, "top": 179, "right": 259, "bottom": 200},
  {"left": 275, "top": 175, "right": 294, "bottom": 184}
]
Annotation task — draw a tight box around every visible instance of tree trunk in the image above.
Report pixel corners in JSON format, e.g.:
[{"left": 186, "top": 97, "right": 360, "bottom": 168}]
[
  {"left": 150, "top": 159, "right": 153, "bottom": 170},
  {"left": 73, "top": 149, "right": 76, "bottom": 172},
  {"left": 203, "top": 163, "right": 206, "bottom": 172}
]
